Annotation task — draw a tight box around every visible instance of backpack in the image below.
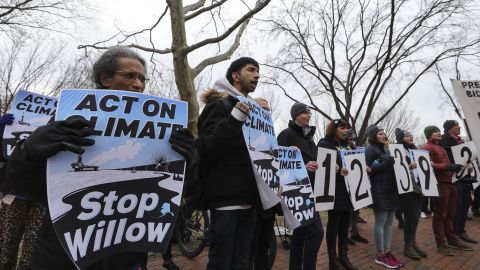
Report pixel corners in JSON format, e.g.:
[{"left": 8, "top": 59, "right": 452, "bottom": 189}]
[{"left": 183, "top": 97, "right": 234, "bottom": 210}]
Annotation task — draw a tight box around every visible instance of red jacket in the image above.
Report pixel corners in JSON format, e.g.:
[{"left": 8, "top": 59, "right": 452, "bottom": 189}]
[{"left": 422, "top": 140, "right": 453, "bottom": 183}]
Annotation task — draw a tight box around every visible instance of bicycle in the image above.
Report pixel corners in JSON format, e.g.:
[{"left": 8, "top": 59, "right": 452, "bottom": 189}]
[{"left": 175, "top": 199, "right": 209, "bottom": 258}]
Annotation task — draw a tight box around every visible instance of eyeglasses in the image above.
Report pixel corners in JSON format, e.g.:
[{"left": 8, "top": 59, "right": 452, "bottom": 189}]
[{"left": 115, "top": 71, "right": 149, "bottom": 83}]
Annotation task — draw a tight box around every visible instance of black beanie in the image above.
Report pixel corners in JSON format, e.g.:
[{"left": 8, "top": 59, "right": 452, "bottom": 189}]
[
  {"left": 290, "top": 102, "right": 308, "bottom": 120},
  {"left": 424, "top": 125, "right": 440, "bottom": 139},
  {"left": 366, "top": 125, "right": 383, "bottom": 143},
  {"left": 443, "top": 120, "right": 459, "bottom": 132},
  {"left": 395, "top": 128, "right": 408, "bottom": 143}
]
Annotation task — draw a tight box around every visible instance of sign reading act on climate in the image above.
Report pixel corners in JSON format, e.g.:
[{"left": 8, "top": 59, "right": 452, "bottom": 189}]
[
  {"left": 2, "top": 90, "right": 57, "bottom": 158},
  {"left": 47, "top": 89, "right": 188, "bottom": 269}
]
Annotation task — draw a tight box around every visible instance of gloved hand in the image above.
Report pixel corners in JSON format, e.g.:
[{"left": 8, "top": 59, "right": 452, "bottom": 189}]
[
  {"left": 169, "top": 128, "right": 195, "bottom": 162},
  {"left": 0, "top": 113, "right": 14, "bottom": 125},
  {"left": 449, "top": 163, "right": 464, "bottom": 173},
  {"left": 24, "top": 118, "right": 96, "bottom": 161},
  {"left": 382, "top": 156, "right": 395, "bottom": 167}
]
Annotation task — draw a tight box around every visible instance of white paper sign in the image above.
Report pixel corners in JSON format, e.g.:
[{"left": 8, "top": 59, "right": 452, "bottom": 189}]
[
  {"left": 409, "top": 149, "right": 439, "bottom": 197},
  {"left": 342, "top": 151, "right": 373, "bottom": 210},
  {"left": 451, "top": 80, "right": 480, "bottom": 151},
  {"left": 390, "top": 144, "right": 414, "bottom": 194},
  {"left": 451, "top": 141, "right": 480, "bottom": 189},
  {"left": 314, "top": 147, "right": 337, "bottom": 211}
]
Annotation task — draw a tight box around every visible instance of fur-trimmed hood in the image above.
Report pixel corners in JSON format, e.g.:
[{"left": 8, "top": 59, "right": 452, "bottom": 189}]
[{"left": 200, "top": 77, "right": 245, "bottom": 105}]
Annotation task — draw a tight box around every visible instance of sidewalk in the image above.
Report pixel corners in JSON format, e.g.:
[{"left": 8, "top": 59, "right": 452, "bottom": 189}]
[{"left": 147, "top": 209, "right": 480, "bottom": 269}]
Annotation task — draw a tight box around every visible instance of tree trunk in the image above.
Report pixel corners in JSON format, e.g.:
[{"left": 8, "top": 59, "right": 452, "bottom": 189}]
[{"left": 168, "top": 0, "right": 200, "bottom": 135}]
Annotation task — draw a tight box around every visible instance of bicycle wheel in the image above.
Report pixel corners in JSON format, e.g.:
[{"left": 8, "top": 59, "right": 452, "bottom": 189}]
[{"left": 175, "top": 204, "right": 209, "bottom": 258}]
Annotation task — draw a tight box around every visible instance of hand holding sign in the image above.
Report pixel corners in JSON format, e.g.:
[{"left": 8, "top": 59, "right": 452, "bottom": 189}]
[
  {"left": 341, "top": 150, "right": 372, "bottom": 210},
  {"left": 314, "top": 147, "right": 336, "bottom": 211},
  {"left": 451, "top": 141, "right": 480, "bottom": 188},
  {"left": 409, "top": 149, "right": 439, "bottom": 197}
]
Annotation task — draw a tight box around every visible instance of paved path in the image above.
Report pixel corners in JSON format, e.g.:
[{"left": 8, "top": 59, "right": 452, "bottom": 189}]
[{"left": 147, "top": 209, "right": 480, "bottom": 269}]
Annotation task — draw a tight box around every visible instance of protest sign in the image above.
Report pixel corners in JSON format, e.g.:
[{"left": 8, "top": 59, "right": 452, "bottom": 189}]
[
  {"left": 341, "top": 149, "right": 372, "bottom": 210},
  {"left": 238, "top": 96, "right": 281, "bottom": 210},
  {"left": 314, "top": 147, "right": 337, "bottom": 211},
  {"left": 451, "top": 141, "right": 480, "bottom": 189},
  {"left": 47, "top": 89, "right": 187, "bottom": 268},
  {"left": 451, "top": 80, "right": 480, "bottom": 151},
  {"left": 2, "top": 90, "right": 57, "bottom": 158},
  {"left": 278, "top": 146, "right": 315, "bottom": 226},
  {"left": 389, "top": 144, "right": 414, "bottom": 194},
  {"left": 409, "top": 149, "right": 439, "bottom": 196}
]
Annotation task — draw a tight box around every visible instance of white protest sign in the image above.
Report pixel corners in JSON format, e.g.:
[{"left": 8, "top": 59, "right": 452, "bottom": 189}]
[
  {"left": 409, "top": 149, "right": 439, "bottom": 197},
  {"left": 313, "top": 147, "right": 337, "bottom": 211},
  {"left": 451, "top": 141, "right": 480, "bottom": 189},
  {"left": 451, "top": 80, "right": 480, "bottom": 151},
  {"left": 390, "top": 144, "right": 414, "bottom": 194},
  {"left": 341, "top": 150, "right": 372, "bottom": 210}
]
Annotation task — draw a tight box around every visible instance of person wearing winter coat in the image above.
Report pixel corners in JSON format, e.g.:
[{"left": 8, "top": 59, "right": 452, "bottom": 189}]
[
  {"left": 422, "top": 125, "right": 472, "bottom": 256},
  {"left": 2, "top": 46, "right": 194, "bottom": 270},
  {"left": 277, "top": 103, "right": 324, "bottom": 270},
  {"left": 364, "top": 126, "right": 403, "bottom": 269},
  {"left": 440, "top": 120, "right": 478, "bottom": 244},
  {"left": 317, "top": 119, "right": 358, "bottom": 270},
  {"left": 394, "top": 128, "right": 427, "bottom": 260},
  {"left": 197, "top": 57, "right": 261, "bottom": 270}
]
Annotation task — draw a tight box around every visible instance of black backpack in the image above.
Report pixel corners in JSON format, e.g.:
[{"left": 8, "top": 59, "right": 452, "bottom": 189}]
[{"left": 183, "top": 97, "right": 234, "bottom": 210}]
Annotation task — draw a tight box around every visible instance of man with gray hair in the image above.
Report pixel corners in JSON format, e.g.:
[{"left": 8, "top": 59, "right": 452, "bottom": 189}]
[{"left": 3, "top": 46, "right": 193, "bottom": 270}]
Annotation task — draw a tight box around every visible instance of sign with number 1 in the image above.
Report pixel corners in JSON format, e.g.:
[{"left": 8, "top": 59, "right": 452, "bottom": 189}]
[{"left": 314, "top": 147, "right": 336, "bottom": 211}]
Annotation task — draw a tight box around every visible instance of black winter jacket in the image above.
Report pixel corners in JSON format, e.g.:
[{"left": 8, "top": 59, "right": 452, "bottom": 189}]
[
  {"left": 317, "top": 136, "right": 353, "bottom": 211},
  {"left": 365, "top": 142, "right": 399, "bottom": 210},
  {"left": 277, "top": 121, "right": 317, "bottom": 187},
  {"left": 440, "top": 132, "right": 473, "bottom": 184},
  {"left": 197, "top": 89, "right": 258, "bottom": 209}
]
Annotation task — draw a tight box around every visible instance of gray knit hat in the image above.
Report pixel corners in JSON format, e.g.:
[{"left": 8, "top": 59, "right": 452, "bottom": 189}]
[{"left": 290, "top": 103, "right": 309, "bottom": 120}]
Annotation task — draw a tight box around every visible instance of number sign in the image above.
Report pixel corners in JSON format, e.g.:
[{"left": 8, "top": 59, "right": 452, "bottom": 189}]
[
  {"left": 314, "top": 147, "right": 336, "bottom": 211},
  {"left": 409, "top": 149, "right": 439, "bottom": 197},
  {"left": 341, "top": 150, "right": 373, "bottom": 210},
  {"left": 451, "top": 141, "right": 480, "bottom": 189},
  {"left": 389, "top": 144, "right": 414, "bottom": 194}
]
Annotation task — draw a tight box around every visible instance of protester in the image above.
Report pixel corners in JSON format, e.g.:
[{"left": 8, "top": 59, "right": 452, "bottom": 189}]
[
  {"left": 422, "top": 125, "right": 472, "bottom": 256},
  {"left": 472, "top": 187, "right": 480, "bottom": 217},
  {"left": 197, "top": 57, "right": 260, "bottom": 270},
  {"left": 318, "top": 120, "right": 358, "bottom": 270},
  {"left": 0, "top": 113, "right": 14, "bottom": 199},
  {"left": 2, "top": 46, "right": 194, "bottom": 270},
  {"left": 365, "top": 126, "right": 403, "bottom": 269},
  {"left": 277, "top": 103, "right": 324, "bottom": 270},
  {"left": 346, "top": 129, "right": 369, "bottom": 246},
  {"left": 395, "top": 128, "right": 427, "bottom": 260},
  {"left": 440, "top": 120, "right": 478, "bottom": 244}
]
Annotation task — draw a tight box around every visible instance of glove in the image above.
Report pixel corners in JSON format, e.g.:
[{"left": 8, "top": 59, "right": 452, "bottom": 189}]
[
  {"left": 0, "top": 113, "right": 14, "bottom": 125},
  {"left": 381, "top": 155, "right": 395, "bottom": 167},
  {"left": 449, "top": 164, "right": 463, "bottom": 173},
  {"left": 24, "top": 118, "right": 96, "bottom": 161},
  {"left": 169, "top": 128, "right": 195, "bottom": 162}
]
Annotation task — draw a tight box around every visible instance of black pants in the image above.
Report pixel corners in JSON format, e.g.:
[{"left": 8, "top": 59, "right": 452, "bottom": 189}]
[
  {"left": 289, "top": 212, "right": 324, "bottom": 270},
  {"left": 398, "top": 192, "right": 422, "bottom": 244},
  {"left": 251, "top": 216, "right": 275, "bottom": 270},
  {"left": 453, "top": 182, "right": 472, "bottom": 235},
  {"left": 162, "top": 242, "right": 172, "bottom": 261},
  {"left": 349, "top": 210, "right": 359, "bottom": 237},
  {"left": 421, "top": 197, "right": 432, "bottom": 213},
  {"left": 472, "top": 186, "right": 480, "bottom": 210},
  {"left": 326, "top": 210, "right": 349, "bottom": 252}
]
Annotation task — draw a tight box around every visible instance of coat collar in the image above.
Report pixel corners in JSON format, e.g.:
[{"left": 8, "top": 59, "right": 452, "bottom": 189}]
[{"left": 288, "top": 120, "right": 316, "bottom": 139}]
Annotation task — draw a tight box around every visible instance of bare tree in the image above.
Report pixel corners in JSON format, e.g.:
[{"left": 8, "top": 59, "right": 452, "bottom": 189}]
[
  {"left": 261, "top": 0, "right": 480, "bottom": 144},
  {"left": 376, "top": 101, "right": 420, "bottom": 143},
  {"left": 79, "top": 0, "right": 272, "bottom": 133}
]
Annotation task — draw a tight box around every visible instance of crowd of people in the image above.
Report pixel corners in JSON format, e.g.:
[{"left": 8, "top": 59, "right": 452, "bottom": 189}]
[{"left": 0, "top": 46, "right": 479, "bottom": 270}]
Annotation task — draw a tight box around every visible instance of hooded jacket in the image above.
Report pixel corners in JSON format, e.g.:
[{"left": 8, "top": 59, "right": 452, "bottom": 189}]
[
  {"left": 197, "top": 88, "right": 258, "bottom": 209},
  {"left": 277, "top": 121, "right": 318, "bottom": 187},
  {"left": 422, "top": 139, "right": 454, "bottom": 183}
]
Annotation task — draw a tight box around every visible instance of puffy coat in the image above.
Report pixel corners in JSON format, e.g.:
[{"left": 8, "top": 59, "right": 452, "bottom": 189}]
[
  {"left": 365, "top": 142, "right": 399, "bottom": 210},
  {"left": 317, "top": 136, "right": 352, "bottom": 211},
  {"left": 422, "top": 139, "right": 453, "bottom": 183}
]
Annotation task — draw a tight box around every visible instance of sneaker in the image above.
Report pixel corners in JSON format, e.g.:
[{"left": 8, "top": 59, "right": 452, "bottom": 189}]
[
  {"left": 351, "top": 233, "right": 369, "bottom": 243},
  {"left": 385, "top": 252, "right": 405, "bottom": 267},
  {"left": 448, "top": 240, "right": 473, "bottom": 251},
  {"left": 162, "top": 260, "right": 180, "bottom": 270},
  {"left": 459, "top": 233, "right": 478, "bottom": 244},
  {"left": 375, "top": 253, "right": 400, "bottom": 269},
  {"left": 437, "top": 243, "right": 454, "bottom": 256},
  {"left": 420, "top": 212, "right": 427, "bottom": 218}
]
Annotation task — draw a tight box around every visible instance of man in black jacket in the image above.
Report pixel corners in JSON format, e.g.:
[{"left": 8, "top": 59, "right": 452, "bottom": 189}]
[
  {"left": 197, "top": 57, "right": 260, "bottom": 270},
  {"left": 277, "top": 103, "right": 324, "bottom": 270},
  {"left": 3, "top": 46, "right": 194, "bottom": 270},
  {"left": 440, "top": 120, "right": 478, "bottom": 244}
]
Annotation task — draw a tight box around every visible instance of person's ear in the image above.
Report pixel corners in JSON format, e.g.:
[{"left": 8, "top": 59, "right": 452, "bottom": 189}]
[
  {"left": 100, "top": 74, "right": 112, "bottom": 88},
  {"left": 232, "top": 71, "right": 240, "bottom": 83}
]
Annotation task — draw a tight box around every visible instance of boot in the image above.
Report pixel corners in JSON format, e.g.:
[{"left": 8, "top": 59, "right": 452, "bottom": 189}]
[
  {"left": 412, "top": 242, "right": 428, "bottom": 257},
  {"left": 404, "top": 243, "right": 421, "bottom": 260},
  {"left": 328, "top": 249, "right": 346, "bottom": 270},
  {"left": 338, "top": 245, "right": 358, "bottom": 270}
]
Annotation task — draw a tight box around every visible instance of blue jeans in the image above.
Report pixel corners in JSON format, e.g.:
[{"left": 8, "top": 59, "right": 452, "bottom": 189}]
[
  {"left": 453, "top": 182, "right": 472, "bottom": 235},
  {"left": 207, "top": 208, "right": 257, "bottom": 270},
  {"left": 289, "top": 212, "right": 324, "bottom": 270},
  {"left": 373, "top": 209, "right": 395, "bottom": 253}
]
